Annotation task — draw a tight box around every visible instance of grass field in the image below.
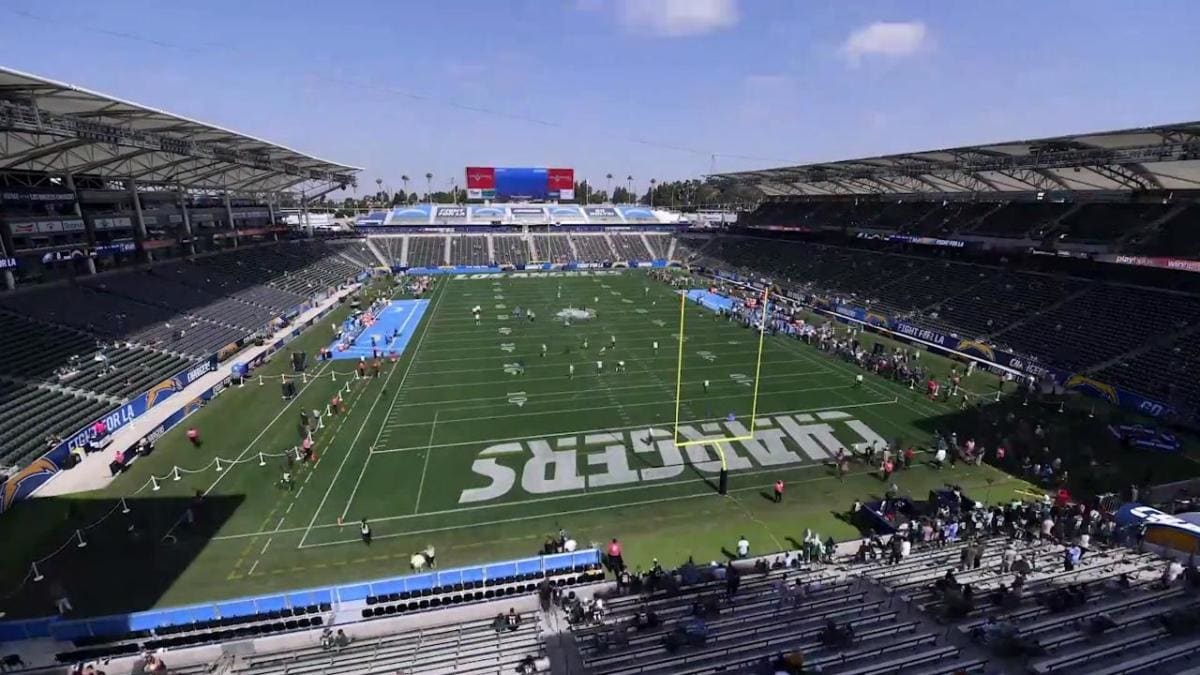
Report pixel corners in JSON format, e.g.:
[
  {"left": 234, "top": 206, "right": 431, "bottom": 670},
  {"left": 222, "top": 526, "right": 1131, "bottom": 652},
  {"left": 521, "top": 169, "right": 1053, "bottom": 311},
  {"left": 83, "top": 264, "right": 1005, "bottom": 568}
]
[{"left": 0, "top": 269, "right": 1149, "bottom": 618}]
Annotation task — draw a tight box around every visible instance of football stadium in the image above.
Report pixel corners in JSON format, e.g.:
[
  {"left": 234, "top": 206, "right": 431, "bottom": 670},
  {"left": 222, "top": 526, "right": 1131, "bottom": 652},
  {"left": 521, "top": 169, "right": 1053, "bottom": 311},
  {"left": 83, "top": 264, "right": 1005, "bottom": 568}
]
[{"left": 3, "top": 13, "right": 1200, "bottom": 675}]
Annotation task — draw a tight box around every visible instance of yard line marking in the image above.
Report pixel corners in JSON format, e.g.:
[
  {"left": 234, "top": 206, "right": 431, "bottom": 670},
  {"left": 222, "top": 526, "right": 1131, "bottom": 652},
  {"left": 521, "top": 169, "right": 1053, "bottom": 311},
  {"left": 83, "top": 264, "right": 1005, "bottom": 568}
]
[
  {"left": 299, "top": 279, "right": 449, "bottom": 547},
  {"left": 377, "top": 382, "right": 868, "bottom": 429},
  {"left": 260, "top": 537, "right": 273, "bottom": 556},
  {"left": 212, "top": 396, "right": 903, "bottom": 544},
  {"left": 375, "top": 370, "right": 826, "bottom": 409},
  {"left": 248, "top": 560, "right": 260, "bottom": 576},
  {"left": 413, "top": 410, "right": 440, "bottom": 514},
  {"left": 293, "top": 465, "right": 895, "bottom": 548},
  {"left": 369, "top": 396, "right": 899, "bottom": 455}
]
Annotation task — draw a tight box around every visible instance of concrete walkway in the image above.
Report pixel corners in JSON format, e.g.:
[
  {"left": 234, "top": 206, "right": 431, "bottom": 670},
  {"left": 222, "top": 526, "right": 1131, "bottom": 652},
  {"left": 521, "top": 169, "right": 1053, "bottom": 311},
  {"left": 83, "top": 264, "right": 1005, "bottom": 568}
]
[{"left": 35, "top": 284, "right": 361, "bottom": 498}]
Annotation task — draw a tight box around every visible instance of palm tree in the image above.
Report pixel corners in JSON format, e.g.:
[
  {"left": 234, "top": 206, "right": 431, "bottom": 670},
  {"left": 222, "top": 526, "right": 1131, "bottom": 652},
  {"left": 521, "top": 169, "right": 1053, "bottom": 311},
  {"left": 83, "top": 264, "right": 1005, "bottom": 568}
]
[
  {"left": 425, "top": 173, "right": 433, "bottom": 204},
  {"left": 605, "top": 173, "right": 613, "bottom": 202},
  {"left": 649, "top": 178, "right": 657, "bottom": 207},
  {"left": 626, "top": 176, "right": 633, "bottom": 203},
  {"left": 401, "top": 175, "right": 410, "bottom": 204}
]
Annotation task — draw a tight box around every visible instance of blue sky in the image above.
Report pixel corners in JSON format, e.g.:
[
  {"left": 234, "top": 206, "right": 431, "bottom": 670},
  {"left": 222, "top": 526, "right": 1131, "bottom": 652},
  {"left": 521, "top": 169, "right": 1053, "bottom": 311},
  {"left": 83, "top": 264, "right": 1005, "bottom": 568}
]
[{"left": 1, "top": 0, "right": 1198, "bottom": 197}]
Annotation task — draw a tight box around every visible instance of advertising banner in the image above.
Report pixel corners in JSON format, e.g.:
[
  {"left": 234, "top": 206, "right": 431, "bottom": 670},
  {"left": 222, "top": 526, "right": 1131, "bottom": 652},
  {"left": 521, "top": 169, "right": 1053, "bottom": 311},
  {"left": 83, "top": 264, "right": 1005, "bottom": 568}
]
[
  {"left": 0, "top": 358, "right": 217, "bottom": 513},
  {"left": 434, "top": 206, "right": 468, "bottom": 221},
  {"left": 548, "top": 168, "right": 574, "bottom": 200},
  {"left": 465, "top": 166, "right": 496, "bottom": 200}
]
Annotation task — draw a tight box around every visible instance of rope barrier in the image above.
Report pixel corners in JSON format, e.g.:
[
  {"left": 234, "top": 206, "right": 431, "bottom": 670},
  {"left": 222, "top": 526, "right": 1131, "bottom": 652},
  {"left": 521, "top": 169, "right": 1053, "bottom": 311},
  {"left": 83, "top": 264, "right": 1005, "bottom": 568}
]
[{"left": 1, "top": 370, "right": 352, "bottom": 601}]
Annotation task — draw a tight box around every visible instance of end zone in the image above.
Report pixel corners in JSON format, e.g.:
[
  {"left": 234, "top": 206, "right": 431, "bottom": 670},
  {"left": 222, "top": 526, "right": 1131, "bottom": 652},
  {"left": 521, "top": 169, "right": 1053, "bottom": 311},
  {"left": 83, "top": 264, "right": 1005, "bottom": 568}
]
[{"left": 327, "top": 299, "right": 429, "bottom": 361}]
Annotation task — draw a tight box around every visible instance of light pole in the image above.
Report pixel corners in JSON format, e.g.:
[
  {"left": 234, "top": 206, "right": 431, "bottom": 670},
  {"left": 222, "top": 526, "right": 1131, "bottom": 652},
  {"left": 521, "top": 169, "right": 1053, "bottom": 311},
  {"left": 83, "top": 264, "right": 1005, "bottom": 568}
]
[
  {"left": 649, "top": 178, "right": 657, "bottom": 207},
  {"left": 626, "top": 176, "right": 633, "bottom": 204},
  {"left": 606, "top": 173, "right": 613, "bottom": 203},
  {"left": 401, "top": 175, "right": 410, "bottom": 204},
  {"left": 425, "top": 173, "right": 433, "bottom": 205}
]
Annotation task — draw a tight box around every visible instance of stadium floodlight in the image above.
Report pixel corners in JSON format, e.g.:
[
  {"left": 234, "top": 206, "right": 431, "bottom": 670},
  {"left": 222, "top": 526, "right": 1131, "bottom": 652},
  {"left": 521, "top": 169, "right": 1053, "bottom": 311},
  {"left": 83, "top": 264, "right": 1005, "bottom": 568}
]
[{"left": 671, "top": 286, "right": 770, "bottom": 494}]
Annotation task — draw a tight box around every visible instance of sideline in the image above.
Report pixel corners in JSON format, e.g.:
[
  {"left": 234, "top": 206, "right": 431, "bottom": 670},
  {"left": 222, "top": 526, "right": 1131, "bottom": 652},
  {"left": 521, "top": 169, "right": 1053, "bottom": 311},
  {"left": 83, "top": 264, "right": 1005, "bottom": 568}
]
[{"left": 35, "top": 283, "right": 362, "bottom": 498}]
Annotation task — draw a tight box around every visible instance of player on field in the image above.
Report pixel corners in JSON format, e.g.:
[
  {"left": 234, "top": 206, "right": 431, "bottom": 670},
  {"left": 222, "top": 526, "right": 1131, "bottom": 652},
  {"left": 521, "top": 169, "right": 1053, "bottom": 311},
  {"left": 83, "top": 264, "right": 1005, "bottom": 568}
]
[
  {"left": 703, "top": 379, "right": 710, "bottom": 393},
  {"left": 616, "top": 360, "right": 626, "bottom": 372},
  {"left": 541, "top": 343, "right": 547, "bottom": 357},
  {"left": 596, "top": 360, "right": 604, "bottom": 373},
  {"left": 652, "top": 340, "right": 659, "bottom": 354},
  {"left": 610, "top": 335, "right": 616, "bottom": 348},
  {"left": 569, "top": 363, "right": 575, "bottom": 378}
]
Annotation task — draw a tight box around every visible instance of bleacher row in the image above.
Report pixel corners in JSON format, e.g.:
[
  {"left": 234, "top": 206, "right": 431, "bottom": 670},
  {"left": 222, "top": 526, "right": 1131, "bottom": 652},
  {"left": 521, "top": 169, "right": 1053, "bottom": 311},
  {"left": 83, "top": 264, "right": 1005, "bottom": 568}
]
[
  {"left": 0, "top": 239, "right": 368, "bottom": 470},
  {"left": 571, "top": 564, "right": 983, "bottom": 675},
  {"left": 234, "top": 611, "right": 544, "bottom": 675},
  {"left": 743, "top": 199, "right": 1200, "bottom": 253},
  {"left": 361, "top": 568, "right": 606, "bottom": 620},
  {"left": 368, "top": 232, "right": 671, "bottom": 267},
  {"left": 685, "top": 234, "right": 1200, "bottom": 415},
  {"left": 856, "top": 535, "right": 1200, "bottom": 674}
]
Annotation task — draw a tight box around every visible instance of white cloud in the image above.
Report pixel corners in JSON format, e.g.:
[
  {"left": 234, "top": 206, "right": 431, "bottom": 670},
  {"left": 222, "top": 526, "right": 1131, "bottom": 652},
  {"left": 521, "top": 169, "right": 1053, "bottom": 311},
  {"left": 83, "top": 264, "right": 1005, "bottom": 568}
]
[
  {"left": 840, "top": 21, "right": 930, "bottom": 66},
  {"left": 616, "top": 0, "right": 739, "bottom": 37}
]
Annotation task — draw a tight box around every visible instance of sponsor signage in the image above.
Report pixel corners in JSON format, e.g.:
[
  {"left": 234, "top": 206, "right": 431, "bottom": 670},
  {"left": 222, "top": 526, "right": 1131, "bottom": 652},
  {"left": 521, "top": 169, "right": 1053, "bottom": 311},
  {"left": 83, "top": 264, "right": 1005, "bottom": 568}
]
[
  {"left": 0, "top": 189, "right": 76, "bottom": 205},
  {"left": 0, "top": 257, "right": 17, "bottom": 270},
  {"left": 1097, "top": 254, "right": 1200, "bottom": 274},
  {"left": 435, "top": 207, "right": 468, "bottom": 220},
  {"left": 92, "top": 242, "right": 137, "bottom": 256}
]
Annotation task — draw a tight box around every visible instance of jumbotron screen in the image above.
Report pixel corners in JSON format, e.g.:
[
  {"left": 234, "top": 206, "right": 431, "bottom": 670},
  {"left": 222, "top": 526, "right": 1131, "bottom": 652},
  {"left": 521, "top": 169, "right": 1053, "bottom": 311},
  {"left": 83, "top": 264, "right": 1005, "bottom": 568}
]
[{"left": 465, "top": 167, "right": 574, "bottom": 201}]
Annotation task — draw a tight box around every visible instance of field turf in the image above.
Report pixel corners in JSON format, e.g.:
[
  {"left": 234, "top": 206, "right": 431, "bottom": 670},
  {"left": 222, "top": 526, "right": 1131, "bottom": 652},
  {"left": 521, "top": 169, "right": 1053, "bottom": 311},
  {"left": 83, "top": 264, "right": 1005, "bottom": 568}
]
[{"left": 0, "top": 270, "right": 1116, "bottom": 617}]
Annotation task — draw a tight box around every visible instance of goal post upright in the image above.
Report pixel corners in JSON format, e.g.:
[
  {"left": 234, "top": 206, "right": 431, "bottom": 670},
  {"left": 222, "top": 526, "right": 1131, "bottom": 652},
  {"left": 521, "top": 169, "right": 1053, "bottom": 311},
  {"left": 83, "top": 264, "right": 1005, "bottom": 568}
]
[{"left": 671, "top": 285, "right": 772, "bottom": 495}]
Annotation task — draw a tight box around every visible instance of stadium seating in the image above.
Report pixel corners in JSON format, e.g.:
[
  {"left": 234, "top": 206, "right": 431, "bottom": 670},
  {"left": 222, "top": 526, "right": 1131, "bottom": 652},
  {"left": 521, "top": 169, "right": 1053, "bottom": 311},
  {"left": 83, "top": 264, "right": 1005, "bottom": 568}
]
[
  {"left": 373, "top": 235, "right": 405, "bottom": 266},
  {"left": 572, "top": 235, "right": 614, "bottom": 263},
  {"left": 448, "top": 234, "right": 489, "bottom": 266},
  {"left": 493, "top": 235, "right": 530, "bottom": 265},
  {"left": 694, "top": 232, "right": 1200, "bottom": 412},
  {"left": 0, "top": 238, "right": 369, "bottom": 470},
  {"left": 227, "top": 611, "right": 544, "bottom": 675},
  {"left": 609, "top": 234, "right": 651, "bottom": 261},
  {"left": 855, "top": 534, "right": 1200, "bottom": 675},
  {"left": 407, "top": 236, "right": 445, "bottom": 267},
  {"left": 572, "top": 562, "right": 974, "bottom": 675},
  {"left": 534, "top": 234, "right": 572, "bottom": 263}
]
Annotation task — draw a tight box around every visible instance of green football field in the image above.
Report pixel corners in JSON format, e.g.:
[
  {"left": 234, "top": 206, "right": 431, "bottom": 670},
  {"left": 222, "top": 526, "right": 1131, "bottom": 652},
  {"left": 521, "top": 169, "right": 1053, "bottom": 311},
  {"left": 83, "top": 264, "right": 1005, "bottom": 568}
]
[{"left": 0, "top": 271, "right": 1054, "bottom": 617}]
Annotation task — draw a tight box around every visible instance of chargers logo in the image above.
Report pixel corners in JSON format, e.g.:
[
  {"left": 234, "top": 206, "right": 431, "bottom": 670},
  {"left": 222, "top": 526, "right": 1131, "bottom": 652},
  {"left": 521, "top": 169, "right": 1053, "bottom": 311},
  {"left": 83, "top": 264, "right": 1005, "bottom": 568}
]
[
  {"left": 1, "top": 458, "right": 59, "bottom": 512},
  {"left": 865, "top": 311, "right": 889, "bottom": 327},
  {"left": 1064, "top": 374, "right": 1119, "bottom": 404},
  {"left": 955, "top": 339, "right": 995, "bottom": 361},
  {"left": 467, "top": 172, "right": 492, "bottom": 182},
  {"left": 146, "top": 378, "right": 182, "bottom": 408},
  {"left": 548, "top": 175, "right": 573, "bottom": 187}
]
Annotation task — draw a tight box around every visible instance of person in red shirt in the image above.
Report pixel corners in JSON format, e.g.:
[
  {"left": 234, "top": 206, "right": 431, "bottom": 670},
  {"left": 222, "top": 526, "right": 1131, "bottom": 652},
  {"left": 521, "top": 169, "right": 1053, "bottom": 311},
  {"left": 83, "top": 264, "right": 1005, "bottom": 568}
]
[
  {"left": 903, "top": 446, "right": 916, "bottom": 469},
  {"left": 186, "top": 427, "right": 200, "bottom": 447},
  {"left": 606, "top": 538, "right": 624, "bottom": 573},
  {"left": 773, "top": 479, "right": 784, "bottom": 503}
]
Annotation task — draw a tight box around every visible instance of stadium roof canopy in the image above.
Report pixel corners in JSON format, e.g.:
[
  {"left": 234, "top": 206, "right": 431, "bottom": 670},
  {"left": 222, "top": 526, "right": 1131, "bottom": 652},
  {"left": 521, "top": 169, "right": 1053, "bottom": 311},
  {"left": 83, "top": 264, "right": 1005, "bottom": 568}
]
[
  {"left": 0, "top": 66, "right": 359, "bottom": 195},
  {"left": 714, "top": 122, "right": 1200, "bottom": 197}
]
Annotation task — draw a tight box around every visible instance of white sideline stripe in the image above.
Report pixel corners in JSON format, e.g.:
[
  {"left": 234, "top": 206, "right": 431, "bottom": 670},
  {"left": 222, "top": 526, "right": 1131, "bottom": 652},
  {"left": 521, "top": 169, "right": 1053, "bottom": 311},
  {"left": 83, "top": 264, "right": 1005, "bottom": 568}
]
[
  {"left": 160, "top": 360, "right": 332, "bottom": 540},
  {"left": 378, "top": 382, "right": 869, "bottom": 430},
  {"left": 299, "top": 280, "right": 448, "bottom": 548}
]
